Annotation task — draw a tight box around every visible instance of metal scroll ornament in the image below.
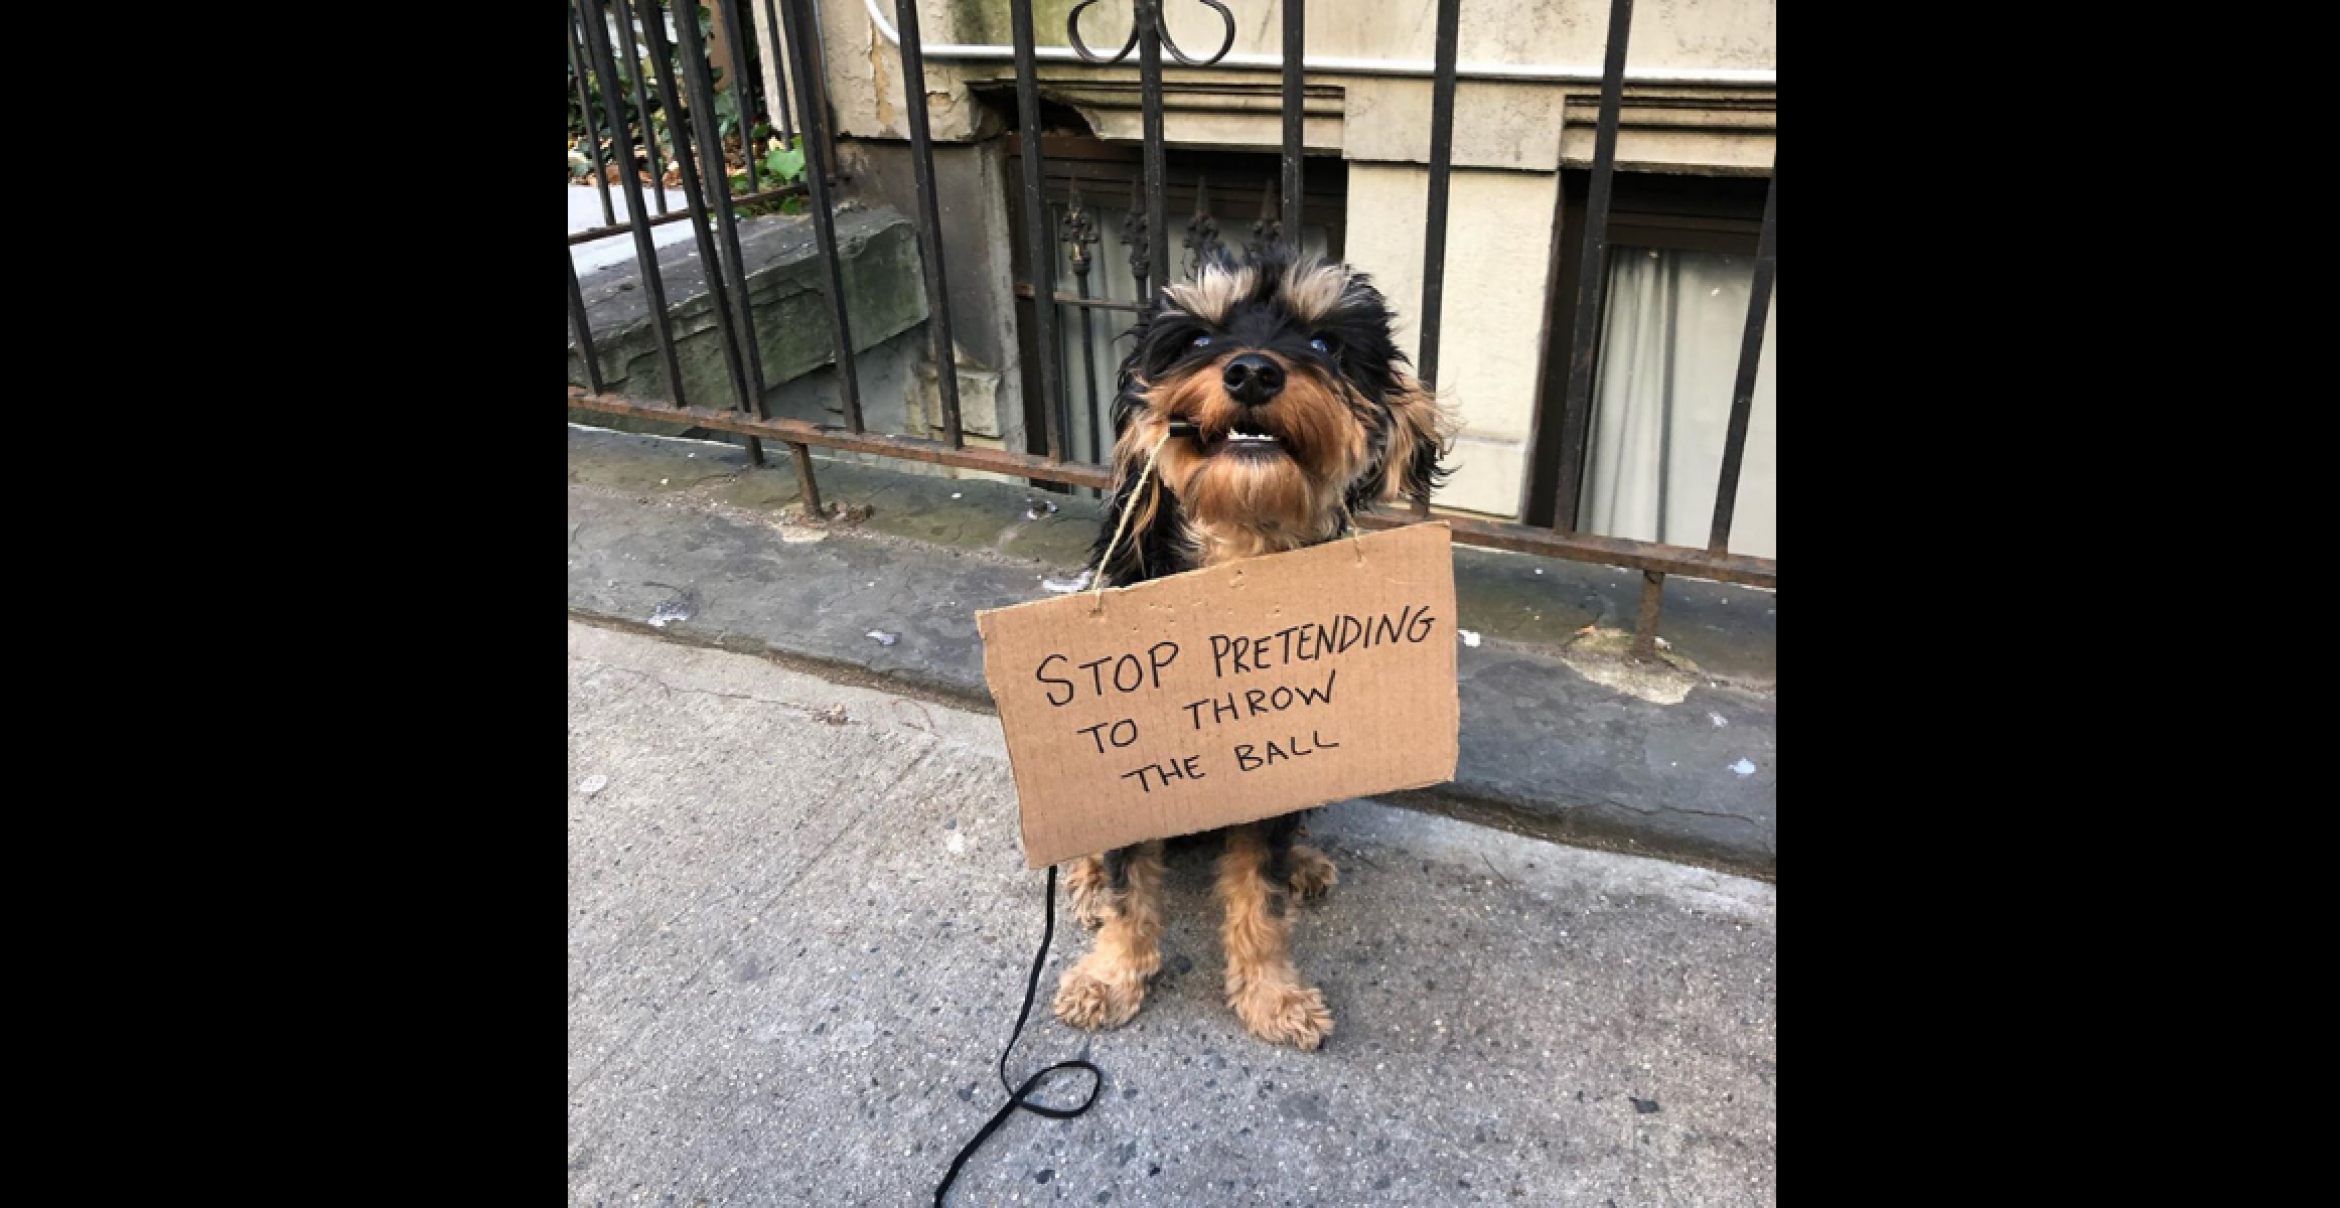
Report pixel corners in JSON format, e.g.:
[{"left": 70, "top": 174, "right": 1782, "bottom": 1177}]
[{"left": 1067, "top": 0, "right": 1239, "bottom": 67}]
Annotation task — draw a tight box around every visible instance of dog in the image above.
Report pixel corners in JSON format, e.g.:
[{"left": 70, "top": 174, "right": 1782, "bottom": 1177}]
[{"left": 1052, "top": 245, "right": 1454, "bottom": 1050}]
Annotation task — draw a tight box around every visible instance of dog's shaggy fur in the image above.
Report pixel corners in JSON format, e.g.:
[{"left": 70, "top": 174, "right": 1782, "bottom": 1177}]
[{"left": 1053, "top": 246, "right": 1454, "bottom": 1050}]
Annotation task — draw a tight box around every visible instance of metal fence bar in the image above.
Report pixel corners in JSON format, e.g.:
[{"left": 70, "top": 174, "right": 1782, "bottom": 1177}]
[
  {"left": 668, "top": 0, "right": 760, "bottom": 390},
  {"left": 693, "top": 0, "right": 827, "bottom": 507},
  {"left": 798, "top": 0, "right": 839, "bottom": 182},
  {"left": 776, "top": 0, "right": 864, "bottom": 430},
  {"left": 717, "top": 0, "right": 762, "bottom": 194},
  {"left": 1010, "top": 0, "right": 1066, "bottom": 462},
  {"left": 608, "top": 3, "right": 669, "bottom": 215},
  {"left": 580, "top": 0, "right": 690, "bottom": 407},
  {"left": 570, "top": 4, "right": 617, "bottom": 228},
  {"left": 1352, "top": 511, "right": 1775, "bottom": 588},
  {"left": 1631, "top": 570, "right": 1664, "bottom": 659},
  {"left": 1416, "top": 0, "right": 1460, "bottom": 388},
  {"left": 760, "top": 0, "right": 795, "bottom": 143},
  {"left": 1246, "top": 182, "right": 1276, "bottom": 258},
  {"left": 1280, "top": 0, "right": 1305, "bottom": 245},
  {"left": 673, "top": 0, "right": 781, "bottom": 472},
  {"left": 789, "top": 441, "right": 826, "bottom": 516},
  {"left": 1708, "top": 162, "right": 1776, "bottom": 555},
  {"left": 641, "top": 0, "right": 767, "bottom": 463},
  {"left": 567, "top": 253, "right": 606, "bottom": 394},
  {"left": 1014, "top": 283, "right": 1145, "bottom": 313},
  {"left": 1513, "top": 127, "right": 1573, "bottom": 519},
  {"left": 571, "top": 388, "right": 1116, "bottom": 489},
  {"left": 1551, "top": 0, "right": 1635, "bottom": 535},
  {"left": 891, "top": 0, "right": 966, "bottom": 447},
  {"left": 1125, "top": 173, "right": 1150, "bottom": 302},
  {"left": 1137, "top": 0, "right": 1171, "bottom": 289},
  {"left": 1183, "top": 176, "right": 1218, "bottom": 276},
  {"left": 1063, "top": 183, "right": 1105, "bottom": 465},
  {"left": 1412, "top": 0, "right": 1461, "bottom": 518}
]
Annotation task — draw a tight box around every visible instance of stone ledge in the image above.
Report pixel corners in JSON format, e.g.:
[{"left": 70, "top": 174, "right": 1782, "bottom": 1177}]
[
  {"left": 567, "top": 207, "right": 928, "bottom": 417},
  {"left": 566, "top": 424, "right": 1775, "bottom": 877}
]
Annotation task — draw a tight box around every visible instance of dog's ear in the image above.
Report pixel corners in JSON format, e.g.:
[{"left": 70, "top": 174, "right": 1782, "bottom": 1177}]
[
  {"left": 1091, "top": 414, "right": 1186, "bottom": 586},
  {"left": 1091, "top": 346, "right": 1184, "bottom": 585},
  {"left": 1374, "top": 373, "right": 1457, "bottom": 507}
]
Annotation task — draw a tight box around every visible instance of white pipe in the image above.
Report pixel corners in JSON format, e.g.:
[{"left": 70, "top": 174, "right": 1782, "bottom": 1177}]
[{"left": 858, "top": 0, "right": 1774, "bottom": 87}]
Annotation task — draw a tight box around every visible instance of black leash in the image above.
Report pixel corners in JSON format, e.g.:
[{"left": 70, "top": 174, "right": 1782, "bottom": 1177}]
[{"left": 933, "top": 865, "right": 1103, "bottom": 1205}]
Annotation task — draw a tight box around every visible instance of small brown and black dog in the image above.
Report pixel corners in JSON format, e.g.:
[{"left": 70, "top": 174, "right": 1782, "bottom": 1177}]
[{"left": 1054, "top": 245, "right": 1453, "bottom": 1050}]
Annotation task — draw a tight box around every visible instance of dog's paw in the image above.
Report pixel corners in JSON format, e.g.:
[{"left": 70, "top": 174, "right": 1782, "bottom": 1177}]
[
  {"left": 1230, "top": 981, "right": 1334, "bottom": 1051},
  {"left": 1286, "top": 846, "right": 1339, "bottom": 903},
  {"left": 1053, "top": 955, "right": 1150, "bottom": 1031}
]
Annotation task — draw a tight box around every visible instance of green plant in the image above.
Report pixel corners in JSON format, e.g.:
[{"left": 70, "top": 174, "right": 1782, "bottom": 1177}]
[
  {"left": 713, "top": 79, "right": 740, "bottom": 142},
  {"left": 569, "top": 35, "right": 679, "bottom": 184},
  {"left": 724, "top": 135, "right": 809, "bottom": 215},
  {"left": 762, "top": 138, "right": 806, "bottom": 184},
  {"left": 572, "top": 5, "right": 772, "bottom": 188}
]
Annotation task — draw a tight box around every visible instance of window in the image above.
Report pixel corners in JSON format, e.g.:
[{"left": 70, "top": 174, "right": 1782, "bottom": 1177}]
[
  {"left": 1526, "top": 172, "right": 1775, "bottom": 559},
  {"left": 1579, "top": 245, "right": 1777, "bottom": 558}
]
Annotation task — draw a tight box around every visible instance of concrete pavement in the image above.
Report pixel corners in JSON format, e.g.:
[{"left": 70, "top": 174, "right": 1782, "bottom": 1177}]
[{"left": 568, "top": 619, "right": 1776, "bottom": 1206}]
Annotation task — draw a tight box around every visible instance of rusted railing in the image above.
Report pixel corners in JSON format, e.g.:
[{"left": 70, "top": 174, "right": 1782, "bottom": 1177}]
[{"left": 565, "top": 0, "right": 1778, "bottom": 653}]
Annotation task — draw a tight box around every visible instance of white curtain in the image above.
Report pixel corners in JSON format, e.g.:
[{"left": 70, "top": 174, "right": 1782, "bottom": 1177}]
[
  {"left": 1578, "top": 246, "right": 1777, "bottom": 559},
  {"left": 1043, "top": 198, "right": 1332, "bottom": 495}
]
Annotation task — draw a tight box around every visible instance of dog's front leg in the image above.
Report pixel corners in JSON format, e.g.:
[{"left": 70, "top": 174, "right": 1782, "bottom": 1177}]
[
  {"left": 1216, "top": 822, "right": 1334, "bottom": 1050},
  {"left": 1053, "top": 841, "right": 1166, "bottom": 1030},
  {"left": 1065, "top": 854, "right": 1111, "bottom": 929}
]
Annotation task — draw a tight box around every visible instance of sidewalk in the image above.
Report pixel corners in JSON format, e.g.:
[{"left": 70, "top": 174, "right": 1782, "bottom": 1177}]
[
  {"left": 568, "top": 619, "right": 1776, "bottom": 1205},
  {"left": 570, "top": 182, "right": 695, "bottom": 275},
  {"left": 566, "top": 424, "right": 1778, "bottom": 876}
]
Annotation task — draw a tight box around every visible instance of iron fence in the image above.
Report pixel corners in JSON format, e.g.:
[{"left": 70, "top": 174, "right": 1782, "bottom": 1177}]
[{"left": 566, "top": 0, "right": 1778, "bottom": 656}]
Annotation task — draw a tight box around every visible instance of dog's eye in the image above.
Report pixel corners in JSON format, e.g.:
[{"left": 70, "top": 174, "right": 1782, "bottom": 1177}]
[
  {"left": 1192, "top": 335, "right": 1213, "bottom": 348},
  {"left": 1309, "top": 337, "right": 1332, "bottom": 355}
]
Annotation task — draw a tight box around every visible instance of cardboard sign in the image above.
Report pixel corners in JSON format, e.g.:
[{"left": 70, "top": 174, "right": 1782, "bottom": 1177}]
[{"left": 977, "top": 522, "right": 1460, "bottom": 868}]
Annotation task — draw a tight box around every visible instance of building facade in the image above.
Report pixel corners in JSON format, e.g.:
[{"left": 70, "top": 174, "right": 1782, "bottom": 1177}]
[{"left": 753, "top": 0, "right": 1775, "bottom": 556}]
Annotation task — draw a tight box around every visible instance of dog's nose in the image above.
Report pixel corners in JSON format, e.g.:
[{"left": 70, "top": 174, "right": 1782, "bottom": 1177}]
[{"left": 1222, "top": 354, "right": 1285, "bottom": 406}]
